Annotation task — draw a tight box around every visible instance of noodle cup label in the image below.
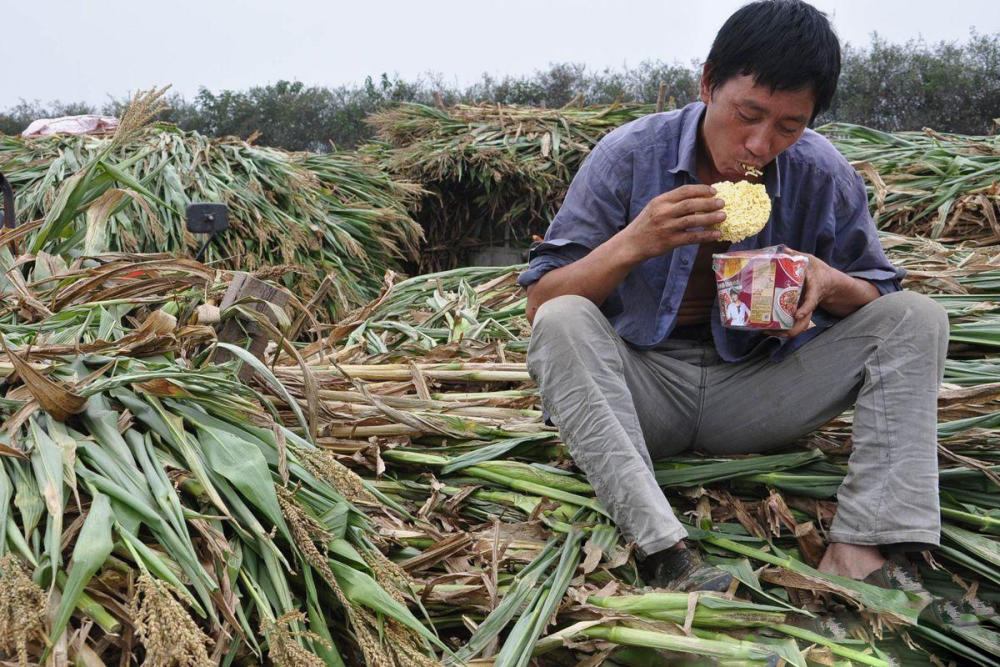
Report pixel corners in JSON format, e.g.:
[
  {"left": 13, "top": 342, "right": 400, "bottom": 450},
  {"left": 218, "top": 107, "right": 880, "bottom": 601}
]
[{"left": 712, "top": 249, "right": 808, "bottom": 330}]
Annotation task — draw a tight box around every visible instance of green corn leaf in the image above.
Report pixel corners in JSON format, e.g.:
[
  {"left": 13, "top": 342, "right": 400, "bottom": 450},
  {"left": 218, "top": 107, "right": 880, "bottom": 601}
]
[
  {"left": 13, "top": 460, "right": 44, "bottom": 541},
  {"left": 494, "top": 526, "right": 585, "bottom": 667},
  {"left": 29, "top": 419, "right": 64, "bottom": 576},
  {"left": 0, "top": 461, "right": 11, "bottom": 557},
  {"left": 197, "top": 424, "right": 290, "bottom": 541},
  {"left": 215, "top": 342, "right": 311, "bottom": 438},
  {"left": 46, "top": 493, "right": 114, "bottom": 657},
  {"left": 452, "top": 543, "right": 561, "bottom": 663},
  {"left": 95, "top": 159, "right": 175, "bottom": 211},
  {"left": 328, "top": 558, "right": 451, "bottom": 654},
  {"left": 115, "top": 389, "right": 230, "bottom": 516}
]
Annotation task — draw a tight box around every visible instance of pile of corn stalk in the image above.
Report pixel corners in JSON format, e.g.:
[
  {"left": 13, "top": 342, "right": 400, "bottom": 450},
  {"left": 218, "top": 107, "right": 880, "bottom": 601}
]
[
  {"left": 0, "top": 116, "right": 423, "bottom": 311},
  {"left": 819, "top": 124, "right": 1000, "bottom": 243},
  {"left": 364, "top": 102, "right": 664, "bottom": 272},
  {"left": 253, "top": 229, "right": 1000, "bottom": 666},
  {"left": 0, "top": 221, "right": 447, "bottom": 666},
  {"left": 4, "top": 93, "right": 1000, "bottom": 664},
  {"left": 3, "top": 226, "right": 1000, "bottom": 664}
]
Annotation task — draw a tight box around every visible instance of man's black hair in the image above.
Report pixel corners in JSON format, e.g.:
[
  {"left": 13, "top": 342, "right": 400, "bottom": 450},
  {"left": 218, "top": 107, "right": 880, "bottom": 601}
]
[{"left": 705, "top": 0, "right": 841, "bottom": 121}]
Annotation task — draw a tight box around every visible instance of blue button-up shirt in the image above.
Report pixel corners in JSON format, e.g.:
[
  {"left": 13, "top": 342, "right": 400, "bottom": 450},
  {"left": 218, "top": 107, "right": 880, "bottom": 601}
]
[{"left": 517, "top": 102, "right": 904, "bottom": 362}]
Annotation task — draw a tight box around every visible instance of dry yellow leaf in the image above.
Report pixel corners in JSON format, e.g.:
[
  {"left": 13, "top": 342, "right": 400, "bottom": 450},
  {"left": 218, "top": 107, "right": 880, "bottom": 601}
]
[{"left": 0, "top": 338, "right": 87, "bottom": 422}]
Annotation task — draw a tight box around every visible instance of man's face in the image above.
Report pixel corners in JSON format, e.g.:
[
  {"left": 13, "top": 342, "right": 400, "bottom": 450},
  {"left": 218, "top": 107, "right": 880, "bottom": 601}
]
[{"left": 698, "top": 71, "right": 815, "bottom": 181}]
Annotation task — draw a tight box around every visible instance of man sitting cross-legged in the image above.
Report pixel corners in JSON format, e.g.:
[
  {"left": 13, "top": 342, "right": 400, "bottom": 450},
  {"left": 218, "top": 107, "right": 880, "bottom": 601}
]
[{"left": 520, "top": 0, "right": 947, "bottom": 594}]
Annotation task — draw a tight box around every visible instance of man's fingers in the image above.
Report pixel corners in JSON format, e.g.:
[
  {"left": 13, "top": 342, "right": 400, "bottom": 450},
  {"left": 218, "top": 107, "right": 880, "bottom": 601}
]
[
  {"left": 785, "top": 280, "right": 817, "bottom": 338},
  {"left": 792, "top": 278, "right": 820, "bottom": 318},
  {"left": 794, "top": 294, "right": 819, "bottom": 320},
  {"left": 682, "top": 229, "right": 723, "bottom": 245},
  {"left": 649, "top": 196, "right": 724, "bottom": 221},
  {"left": 787, "top": 298, "right": 816, "bottom": 337},
  {"left": 656, "top": 184, "right": 717, "bottom": 203},
  {"left": 784, "top": 322, "right": 805, "bottom": 338},
  {"left": 672, "top": 210, "right": 727, "bottom": 231},
  {"left": 785, "top": 305, "right": 814, "bottom": 337}
]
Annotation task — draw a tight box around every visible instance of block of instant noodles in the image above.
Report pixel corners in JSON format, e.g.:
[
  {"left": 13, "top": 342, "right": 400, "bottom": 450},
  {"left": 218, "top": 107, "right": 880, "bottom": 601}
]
[{"left": 712, "top": 246, "right": 809, "bottom": 330}]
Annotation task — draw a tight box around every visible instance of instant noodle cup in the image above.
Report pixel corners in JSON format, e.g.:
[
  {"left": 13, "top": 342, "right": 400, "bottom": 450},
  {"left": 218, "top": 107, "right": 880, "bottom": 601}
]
[{"left": 712, "top": 246, "right": 809, "bottom": 330}]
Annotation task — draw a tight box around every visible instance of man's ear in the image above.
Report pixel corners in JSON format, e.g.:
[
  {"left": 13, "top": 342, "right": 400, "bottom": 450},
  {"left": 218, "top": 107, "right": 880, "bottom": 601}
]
[{"left": 699, "top": 63, "right": 713, "bottom": 105}]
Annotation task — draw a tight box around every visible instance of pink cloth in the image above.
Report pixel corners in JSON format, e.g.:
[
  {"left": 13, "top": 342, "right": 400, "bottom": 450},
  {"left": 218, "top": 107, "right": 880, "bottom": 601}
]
[{"left": 22, "top": 115, "right": 119, "bottom": 138}]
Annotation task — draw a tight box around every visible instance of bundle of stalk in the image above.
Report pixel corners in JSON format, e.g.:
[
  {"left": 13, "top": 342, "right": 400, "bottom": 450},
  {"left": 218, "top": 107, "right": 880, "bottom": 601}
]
[
  {"left": 0, "top": 102, "right": 423, "bottom": 313},
  {"left": 881, "top": 233, "right": 1000, "bottom": 353},
  {"left": 0, "top": 234, "right": 448, "bottom": 665},
  {"left": 261, "top": 235, "right": 1000, "bottom": 665},
  {"left": 819, "top": 123, "right": 1000, "bottom": 242},
  {"left": 365, "top": 102, "right": 662, "bottom": 272}
]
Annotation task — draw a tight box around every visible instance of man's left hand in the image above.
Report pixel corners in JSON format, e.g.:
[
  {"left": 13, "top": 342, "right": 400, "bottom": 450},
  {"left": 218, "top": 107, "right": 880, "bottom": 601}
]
[{"left": 785, "top": 253, "right": 836, "bottom": 338}]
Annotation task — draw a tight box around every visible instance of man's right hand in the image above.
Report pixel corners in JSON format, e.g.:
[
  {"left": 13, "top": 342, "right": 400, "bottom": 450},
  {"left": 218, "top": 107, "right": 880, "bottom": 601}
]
[
  {"left": 617, "top": 184, "right": 726, "bottom": 262},
  {"left": 526, "top": 185, "right": 726, "bottom": 324}
]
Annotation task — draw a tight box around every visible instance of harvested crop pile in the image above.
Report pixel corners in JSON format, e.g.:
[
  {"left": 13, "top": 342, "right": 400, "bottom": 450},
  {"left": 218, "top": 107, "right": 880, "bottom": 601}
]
[
  {"left": 5, "top": 93, "right": 1000, "bottom": 664},
  {"left": 0, "top": 222, "right": 443, "bottom": 665},
  {"left": 818, "top": 123, "right": 1000, "bottom": 242},
  {"left": 365, "top": 101, "right": 661, "bottom": 272},
  {"left": 4, "top": 224, "right": 1000, "bottom": 664},
  {"left": 255, "top": 232, "right": 1000, "bottom": 665},
  {"left": 0, "top": 93, "right": 423, "bottom": 312}
]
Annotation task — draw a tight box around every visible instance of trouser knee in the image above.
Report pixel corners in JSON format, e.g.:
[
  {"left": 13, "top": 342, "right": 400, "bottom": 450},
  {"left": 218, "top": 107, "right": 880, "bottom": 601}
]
[
  {"left": 869, "top": 290, "right": 948, "bottom": 339},
  {"left": 527, "top": 295, "right": 610, "bottom": 378},
  {"left": 531, "top": 294, "right": 606, "bottom": 337}
]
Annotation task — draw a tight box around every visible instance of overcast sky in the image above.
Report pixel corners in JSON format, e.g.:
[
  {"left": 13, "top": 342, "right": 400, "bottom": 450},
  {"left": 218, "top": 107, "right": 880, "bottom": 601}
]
[{"left": 2, "top": 0, "right": 998, "bottom": 109}]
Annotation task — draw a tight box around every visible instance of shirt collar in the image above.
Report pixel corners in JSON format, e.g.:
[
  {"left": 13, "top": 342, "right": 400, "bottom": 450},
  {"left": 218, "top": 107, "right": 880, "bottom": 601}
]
[
  {"left": 764, "top": 153, "right": 783, "bottom": 198},
  {"left": 667, "top": 101, "right": 783, "bottom": 199},
  {"left": 666, "top": 102, "right": 702, "bottom": 178}
]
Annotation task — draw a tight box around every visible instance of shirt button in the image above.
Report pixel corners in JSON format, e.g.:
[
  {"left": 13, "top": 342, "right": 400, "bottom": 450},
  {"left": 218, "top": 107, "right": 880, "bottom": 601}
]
[
  {"left": 681, "top": 257, "right": 689, "bottom": 266},
  {"left": 665, "top": 305, "right": 674, "bottom": 313}
]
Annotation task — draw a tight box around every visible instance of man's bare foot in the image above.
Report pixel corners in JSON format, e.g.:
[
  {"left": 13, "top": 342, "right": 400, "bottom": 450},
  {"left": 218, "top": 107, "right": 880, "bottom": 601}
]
[{"left": 817, "top": 542, "right": 886, "bottom": 580}]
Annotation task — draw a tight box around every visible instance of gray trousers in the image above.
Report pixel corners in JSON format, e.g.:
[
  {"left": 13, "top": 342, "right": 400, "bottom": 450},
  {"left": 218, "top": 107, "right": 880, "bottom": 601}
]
[{"left": 526, "top": 291, "right": 949, "bottom": 557}]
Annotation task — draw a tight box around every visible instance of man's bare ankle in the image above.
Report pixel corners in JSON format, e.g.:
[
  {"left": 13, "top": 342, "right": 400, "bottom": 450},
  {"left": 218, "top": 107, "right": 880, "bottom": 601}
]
[{"left": 818, "top": 542, "right": 886, "bottom": 580}]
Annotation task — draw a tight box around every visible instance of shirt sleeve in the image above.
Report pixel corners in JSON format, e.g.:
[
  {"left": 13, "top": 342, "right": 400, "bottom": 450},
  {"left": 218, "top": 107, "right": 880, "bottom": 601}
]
[
  {"left": 805, "top": 170, "right": 904, "bottom": 333},
  {"left": 517, "top": 143, "right": 632, "bottom": 288},
  {"left": 831, "top": 170, "right": 905, "bottom": 296}
]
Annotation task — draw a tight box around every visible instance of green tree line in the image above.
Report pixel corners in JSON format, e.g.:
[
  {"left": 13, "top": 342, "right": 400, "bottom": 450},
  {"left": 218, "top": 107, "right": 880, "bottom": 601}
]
[{"left": 2, "top": 33, "right": 997, "bottom": 150}]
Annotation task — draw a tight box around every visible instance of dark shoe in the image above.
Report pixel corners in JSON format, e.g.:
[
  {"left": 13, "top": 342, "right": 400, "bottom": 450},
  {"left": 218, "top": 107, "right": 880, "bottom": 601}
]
[{"left": 638, "top": 546, "right": 734, "bottom": 593}]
